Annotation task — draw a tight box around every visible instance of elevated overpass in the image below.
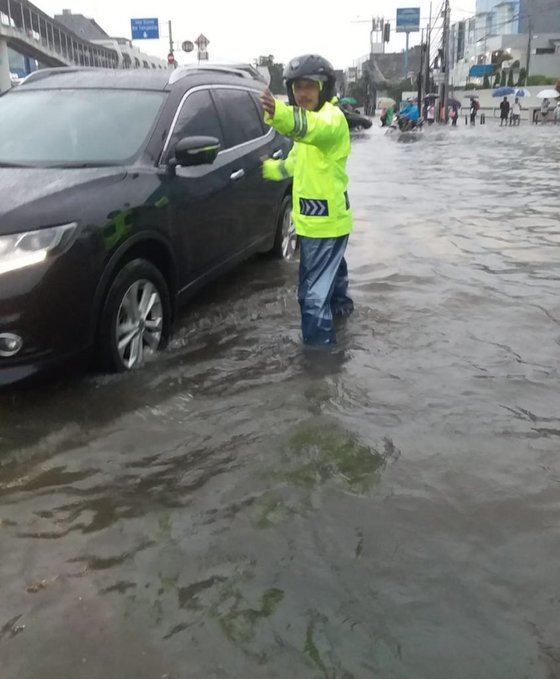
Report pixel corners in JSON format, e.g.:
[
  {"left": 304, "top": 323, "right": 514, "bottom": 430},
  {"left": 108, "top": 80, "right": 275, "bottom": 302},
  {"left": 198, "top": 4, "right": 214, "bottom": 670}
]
[{"left": 0, "top": 0, "right": 120, "bottom": 92}]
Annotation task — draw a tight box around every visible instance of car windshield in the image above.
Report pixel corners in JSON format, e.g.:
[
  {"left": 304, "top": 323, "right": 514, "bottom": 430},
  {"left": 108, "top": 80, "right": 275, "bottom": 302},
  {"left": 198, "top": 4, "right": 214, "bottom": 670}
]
[{"left": 0, "top": 89, "right": 166, "bottom": 167}]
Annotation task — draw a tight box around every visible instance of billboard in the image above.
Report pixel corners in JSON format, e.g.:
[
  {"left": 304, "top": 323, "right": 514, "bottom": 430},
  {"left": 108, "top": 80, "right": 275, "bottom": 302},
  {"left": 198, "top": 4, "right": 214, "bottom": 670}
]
[{"left": 396, "top": 8, "right": 421, "bottom": 33}]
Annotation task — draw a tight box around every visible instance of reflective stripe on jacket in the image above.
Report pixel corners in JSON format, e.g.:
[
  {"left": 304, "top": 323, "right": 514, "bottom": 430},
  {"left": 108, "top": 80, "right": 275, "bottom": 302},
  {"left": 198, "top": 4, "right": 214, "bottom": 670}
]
[{"left": 262, "top": 100, "right": 353, "bottom": 239}]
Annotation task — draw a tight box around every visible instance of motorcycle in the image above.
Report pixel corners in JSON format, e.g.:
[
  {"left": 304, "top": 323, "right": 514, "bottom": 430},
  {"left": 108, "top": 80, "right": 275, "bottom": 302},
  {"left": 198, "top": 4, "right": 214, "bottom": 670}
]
[
  {"left": 386, "top": 114, "right": 423, "bottom": 141},
  {"left": 339, "top": 105, "right": 373, "bottom": 131}
]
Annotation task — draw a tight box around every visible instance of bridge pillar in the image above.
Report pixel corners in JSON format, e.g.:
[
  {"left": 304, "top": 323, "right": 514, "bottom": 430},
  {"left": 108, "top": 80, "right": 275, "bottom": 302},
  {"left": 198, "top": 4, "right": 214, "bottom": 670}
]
[{"left": 0, "top": 38, "right": 11, "bottom": 93}]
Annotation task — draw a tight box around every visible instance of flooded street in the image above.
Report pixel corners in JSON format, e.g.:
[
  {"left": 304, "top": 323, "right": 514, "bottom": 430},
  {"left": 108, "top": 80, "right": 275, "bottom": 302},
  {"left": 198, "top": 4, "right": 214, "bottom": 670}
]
[{"left": 1, "top": 123, "right": 560, "bottom": 678}]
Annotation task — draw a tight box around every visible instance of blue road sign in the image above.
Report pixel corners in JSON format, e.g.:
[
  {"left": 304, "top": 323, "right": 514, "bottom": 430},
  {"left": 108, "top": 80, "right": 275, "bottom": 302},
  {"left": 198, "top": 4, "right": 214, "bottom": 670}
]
[
  {"left": 396, "top": 7, "right": 420, "bottom": 32},
  {"left": 131, "top": 18, "right": 159, "bottom": 40}
]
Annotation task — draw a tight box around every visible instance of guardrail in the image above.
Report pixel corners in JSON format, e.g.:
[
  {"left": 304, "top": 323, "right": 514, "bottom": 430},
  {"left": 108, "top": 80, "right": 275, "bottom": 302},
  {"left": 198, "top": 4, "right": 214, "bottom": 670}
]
[{"left": 460, "top": 106, "right": 555, "bottom": 125}]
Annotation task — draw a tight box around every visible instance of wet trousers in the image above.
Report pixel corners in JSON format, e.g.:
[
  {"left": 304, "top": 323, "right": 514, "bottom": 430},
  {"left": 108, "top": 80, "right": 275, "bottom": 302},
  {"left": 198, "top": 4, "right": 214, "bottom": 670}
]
[{"left": 298, "top": 235, "right": 354, "bottom": 345}]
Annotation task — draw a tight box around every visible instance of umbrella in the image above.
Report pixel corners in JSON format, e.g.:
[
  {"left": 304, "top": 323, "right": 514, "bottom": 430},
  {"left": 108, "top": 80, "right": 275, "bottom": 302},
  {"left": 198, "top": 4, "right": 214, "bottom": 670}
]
[
  {"left": 378, "top": 97, "right": 396, "bottom": 108},
  {"left": 536, "top": 89, "right": 560, "bottom": 99},
  {"left": 425, "top": 93, "right": 439, "bottom": 98},
  {"left": 340, "top": 96, "right": 358, "bottom": 105},
  {"left": 492, "top": 87, "right": 515, "bottom": 97},
  {"left": 447, "top": 97, "right": 461, "bottom": 108},
  {"left": 514, "top": 88, "right": 531, "bottom": 97},
  {"left": 464, "top": 94, "right": 479, "bottom": 99}
]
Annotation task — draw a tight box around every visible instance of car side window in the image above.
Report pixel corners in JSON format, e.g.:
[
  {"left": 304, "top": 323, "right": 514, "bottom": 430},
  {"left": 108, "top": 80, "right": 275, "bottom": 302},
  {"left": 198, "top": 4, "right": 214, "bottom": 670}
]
[
  {"left": 167, "top": 89, "right": 224, "bottom": 159},
  {"left": 212, "top": 89, "right": 266, "bottom": 149},
  {"left": 248, "top": 92, "right": 269, "bottom": 136}
]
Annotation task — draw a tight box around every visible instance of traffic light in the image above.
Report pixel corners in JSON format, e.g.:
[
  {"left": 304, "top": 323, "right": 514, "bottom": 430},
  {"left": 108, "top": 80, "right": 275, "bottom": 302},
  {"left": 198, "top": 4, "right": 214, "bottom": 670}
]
[{"left": 384, "top": 22, "right": 390, "bottom": 43}]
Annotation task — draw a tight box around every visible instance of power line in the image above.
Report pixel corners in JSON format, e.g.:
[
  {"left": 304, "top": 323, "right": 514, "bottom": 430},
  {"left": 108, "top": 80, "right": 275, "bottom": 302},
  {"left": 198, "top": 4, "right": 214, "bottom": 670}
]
[
  {"left": 429, "top": 0, "right": 446, "bottom": 31},
  {"left": 429, "top": 27, "right": 444, "bottom": 61}
]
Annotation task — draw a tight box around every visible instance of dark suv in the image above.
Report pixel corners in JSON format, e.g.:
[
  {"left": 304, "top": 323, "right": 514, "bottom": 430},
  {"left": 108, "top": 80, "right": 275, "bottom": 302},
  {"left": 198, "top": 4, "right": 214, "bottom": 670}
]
[{"left": 0, "top": 65, "right": 294, "bottom": 386}]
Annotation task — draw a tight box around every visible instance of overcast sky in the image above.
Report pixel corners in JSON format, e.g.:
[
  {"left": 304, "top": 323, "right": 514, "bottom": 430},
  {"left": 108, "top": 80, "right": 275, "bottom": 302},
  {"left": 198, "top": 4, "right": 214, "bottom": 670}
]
[{"left": 37, "top": 0, "right": 476, "bottom": 68}]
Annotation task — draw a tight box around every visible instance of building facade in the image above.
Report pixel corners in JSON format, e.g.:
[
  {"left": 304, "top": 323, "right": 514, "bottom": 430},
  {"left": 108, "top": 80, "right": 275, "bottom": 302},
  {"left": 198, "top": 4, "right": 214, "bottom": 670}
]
[
  {"left": 449, "top": 0, "right": 560, "bottom": 87},
  {"left": 54, "top": 10, "right": 166, "bottom": 70}
]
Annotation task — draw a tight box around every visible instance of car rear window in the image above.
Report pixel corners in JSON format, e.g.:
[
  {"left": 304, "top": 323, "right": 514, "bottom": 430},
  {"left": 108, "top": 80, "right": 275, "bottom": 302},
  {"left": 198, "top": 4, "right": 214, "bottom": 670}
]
[{"left": 0, "top": 89, "right": 166, "bottom": 166}]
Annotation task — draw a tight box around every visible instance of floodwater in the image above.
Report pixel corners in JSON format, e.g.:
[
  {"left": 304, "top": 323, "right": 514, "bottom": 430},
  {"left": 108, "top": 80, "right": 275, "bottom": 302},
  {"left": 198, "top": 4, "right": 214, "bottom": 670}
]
[{"left": 1, "top": 122, "right": 560, "bottom": 678}]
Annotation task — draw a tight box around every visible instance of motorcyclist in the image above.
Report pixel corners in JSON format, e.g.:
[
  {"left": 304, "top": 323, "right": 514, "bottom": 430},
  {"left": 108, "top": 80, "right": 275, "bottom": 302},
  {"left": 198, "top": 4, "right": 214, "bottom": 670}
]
[
  {"left": 398, "top": 97, "right": 420, "bottom": 131},
  {"left": 260, "top": 54, "right": 354, "bottom": 346}
]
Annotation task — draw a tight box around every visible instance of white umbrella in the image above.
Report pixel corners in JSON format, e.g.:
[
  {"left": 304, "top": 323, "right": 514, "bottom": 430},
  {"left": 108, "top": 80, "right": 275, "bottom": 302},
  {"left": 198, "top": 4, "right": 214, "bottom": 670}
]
[
  {"left": 536, "top": 89, "right": 560, "bottom": 99},
  {"left": 514, "top": 88, "right": 531, "bottom": 97}
]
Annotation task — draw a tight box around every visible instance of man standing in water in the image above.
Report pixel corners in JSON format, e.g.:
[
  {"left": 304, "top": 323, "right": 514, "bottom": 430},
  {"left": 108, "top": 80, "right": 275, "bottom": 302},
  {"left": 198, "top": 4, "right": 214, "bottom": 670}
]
[
  {"left": 500, "top": 97, "right": 510, "bottom": 127},
  {"left": 260, "top": 54, "right": 353, "bottom": 346},
  {"left": 511, "top": 97, "right": 522, "bottom": 125},
  {"left": 470, "top": 97, "right": 478, "bottom": 125}
]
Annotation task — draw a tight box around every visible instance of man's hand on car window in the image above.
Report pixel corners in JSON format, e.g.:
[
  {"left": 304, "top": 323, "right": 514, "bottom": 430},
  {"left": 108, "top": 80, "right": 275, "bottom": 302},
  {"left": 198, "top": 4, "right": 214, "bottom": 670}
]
[{"left": 260, "top": 89, "right": 276, "bottom": 117}]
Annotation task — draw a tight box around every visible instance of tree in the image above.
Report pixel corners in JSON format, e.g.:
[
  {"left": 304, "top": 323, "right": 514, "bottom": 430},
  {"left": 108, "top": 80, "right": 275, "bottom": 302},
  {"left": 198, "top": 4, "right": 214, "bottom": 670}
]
[
  {"left": 517, "top": 68, "right": 527, "bottom": 86},
  {"left": 494, "top": 51, "right": 513, "bottom": 69},
  {"left": 383, "top": 78, "right": 417, "bottom": 105},
  {"left": 507, "top": 69, "right": 514, "bottom": 87},
  {"left": 348, "top": 77, "right": 368, "bottom": 105},
  {"left": 500, "top": 70, "right": 507, "bottom": 86},
  {"left": 527, "top": 74, "right": 557, "bottom": 86}
]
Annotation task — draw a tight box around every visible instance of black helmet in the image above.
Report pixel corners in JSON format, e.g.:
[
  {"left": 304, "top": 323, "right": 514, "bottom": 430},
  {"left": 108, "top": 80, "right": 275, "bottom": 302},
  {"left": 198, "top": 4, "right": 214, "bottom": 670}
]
[{"left": 283, "top": 54, "right": 336, "bottom": 109}]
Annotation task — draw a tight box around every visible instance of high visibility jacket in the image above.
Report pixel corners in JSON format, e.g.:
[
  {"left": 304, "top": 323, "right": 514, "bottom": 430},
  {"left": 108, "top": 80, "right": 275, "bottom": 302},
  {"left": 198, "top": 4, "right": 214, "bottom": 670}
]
[{"left": 262, "top": 100, "right": 353, "bottom": 239}]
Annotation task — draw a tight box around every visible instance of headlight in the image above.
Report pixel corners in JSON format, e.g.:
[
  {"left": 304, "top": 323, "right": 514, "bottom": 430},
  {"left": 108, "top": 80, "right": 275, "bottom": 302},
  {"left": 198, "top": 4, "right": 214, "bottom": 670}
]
[{"left": 0, "top": 223, "right": 77, "bottom": 275}]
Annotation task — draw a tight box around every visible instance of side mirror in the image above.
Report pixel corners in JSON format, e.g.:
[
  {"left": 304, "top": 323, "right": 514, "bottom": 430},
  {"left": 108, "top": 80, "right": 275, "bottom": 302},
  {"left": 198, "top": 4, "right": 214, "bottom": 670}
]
[{"left": 171, "top": 136, "right": 221, "bottom": 168}]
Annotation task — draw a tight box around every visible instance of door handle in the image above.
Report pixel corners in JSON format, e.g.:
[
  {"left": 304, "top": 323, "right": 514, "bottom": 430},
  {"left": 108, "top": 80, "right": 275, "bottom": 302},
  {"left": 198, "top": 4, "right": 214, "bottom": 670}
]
[
  {"left": 230, "top": 169, "right": 245, "bottom": 181},
  {"left": 272, "top": 150, "right": 284, "bottom": 160}
]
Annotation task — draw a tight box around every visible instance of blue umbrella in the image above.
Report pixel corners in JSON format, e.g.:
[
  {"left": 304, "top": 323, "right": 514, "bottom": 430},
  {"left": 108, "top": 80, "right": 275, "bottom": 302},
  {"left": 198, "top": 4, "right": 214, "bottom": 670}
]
[
  {"left": 492, "top": 87, "right": 515, "bottom": 97},
  {"left": 515, "top": 88, "right": 530, "bottom": 97}
]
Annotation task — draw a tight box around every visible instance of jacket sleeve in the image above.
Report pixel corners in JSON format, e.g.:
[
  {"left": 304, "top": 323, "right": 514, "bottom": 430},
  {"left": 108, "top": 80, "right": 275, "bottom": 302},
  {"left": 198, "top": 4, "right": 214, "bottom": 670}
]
[
  {"left": 265, "top": 100, "right": 344, "bottom": 153},
  {"left": 262, "top": 145, "right": 296, "bottom": 182}
]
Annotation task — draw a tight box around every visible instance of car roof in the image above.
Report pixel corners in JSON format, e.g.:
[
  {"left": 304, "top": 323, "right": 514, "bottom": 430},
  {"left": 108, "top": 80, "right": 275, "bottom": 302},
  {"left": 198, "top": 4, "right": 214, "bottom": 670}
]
[
  {"left": 19, "top": 68, "right": 170, "bottom": 91},
  {"left": 17, "top": 66, "right": 267, "bottom": 93}
]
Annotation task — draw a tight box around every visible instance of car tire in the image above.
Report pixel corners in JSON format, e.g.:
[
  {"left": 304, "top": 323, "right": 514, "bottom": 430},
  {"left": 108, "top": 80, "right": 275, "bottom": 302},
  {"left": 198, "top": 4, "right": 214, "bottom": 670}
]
[
  {"left": 98, "top": 258, "right": 171, "bottom": 372},
  {"left": 271, "top": 195, "right": 297, "bottom": 260}
]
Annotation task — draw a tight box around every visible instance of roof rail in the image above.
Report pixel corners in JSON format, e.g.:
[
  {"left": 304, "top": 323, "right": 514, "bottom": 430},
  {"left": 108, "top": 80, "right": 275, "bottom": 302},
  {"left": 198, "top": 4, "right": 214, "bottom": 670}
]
[
  {"left": 20, "top": 67, "right": 98, "bottom": 86},
  {"left": 168, "top": 63, "right": 267, "bottom": 87}
]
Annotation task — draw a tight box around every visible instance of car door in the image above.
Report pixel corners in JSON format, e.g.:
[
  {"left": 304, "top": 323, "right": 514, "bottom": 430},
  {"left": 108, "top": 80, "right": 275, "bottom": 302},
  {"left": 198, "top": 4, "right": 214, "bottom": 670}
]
[
  {"left": 211, "top": 87, "right": 285, "bottom": 253},
  {"left": 162, "top": 87, "right": 242, "bottom": 288}
]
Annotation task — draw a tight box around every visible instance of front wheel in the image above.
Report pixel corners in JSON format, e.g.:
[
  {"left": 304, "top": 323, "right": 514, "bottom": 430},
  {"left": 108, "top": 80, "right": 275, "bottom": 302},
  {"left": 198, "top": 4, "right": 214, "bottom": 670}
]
[
  {"left": 98, "top": 258, "right": 171, "bottom": 372},
  {"left": 271, "top": 195, "right": 297, "bottom": 260}
]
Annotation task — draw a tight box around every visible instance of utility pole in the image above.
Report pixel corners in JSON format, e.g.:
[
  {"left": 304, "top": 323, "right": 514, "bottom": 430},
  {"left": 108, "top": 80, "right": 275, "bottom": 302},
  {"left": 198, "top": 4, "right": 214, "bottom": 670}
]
[
  {"left": 404, "top": 31, "right": 409, "bottom": 79},
  {"left": 440, "top": 0, "right": 451, "bottom": 123},
  {"left": 525, "top": 16, "right": 532, "bottom": 81},
  {"left": 424, "top": 2, "right": 433, "bottom": 97},
  {"left": 168, "top": 20, "right": 176, "bottom": 68},
  {"left": 418, "top": 28, "right": 425, "bottom": 107}
]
